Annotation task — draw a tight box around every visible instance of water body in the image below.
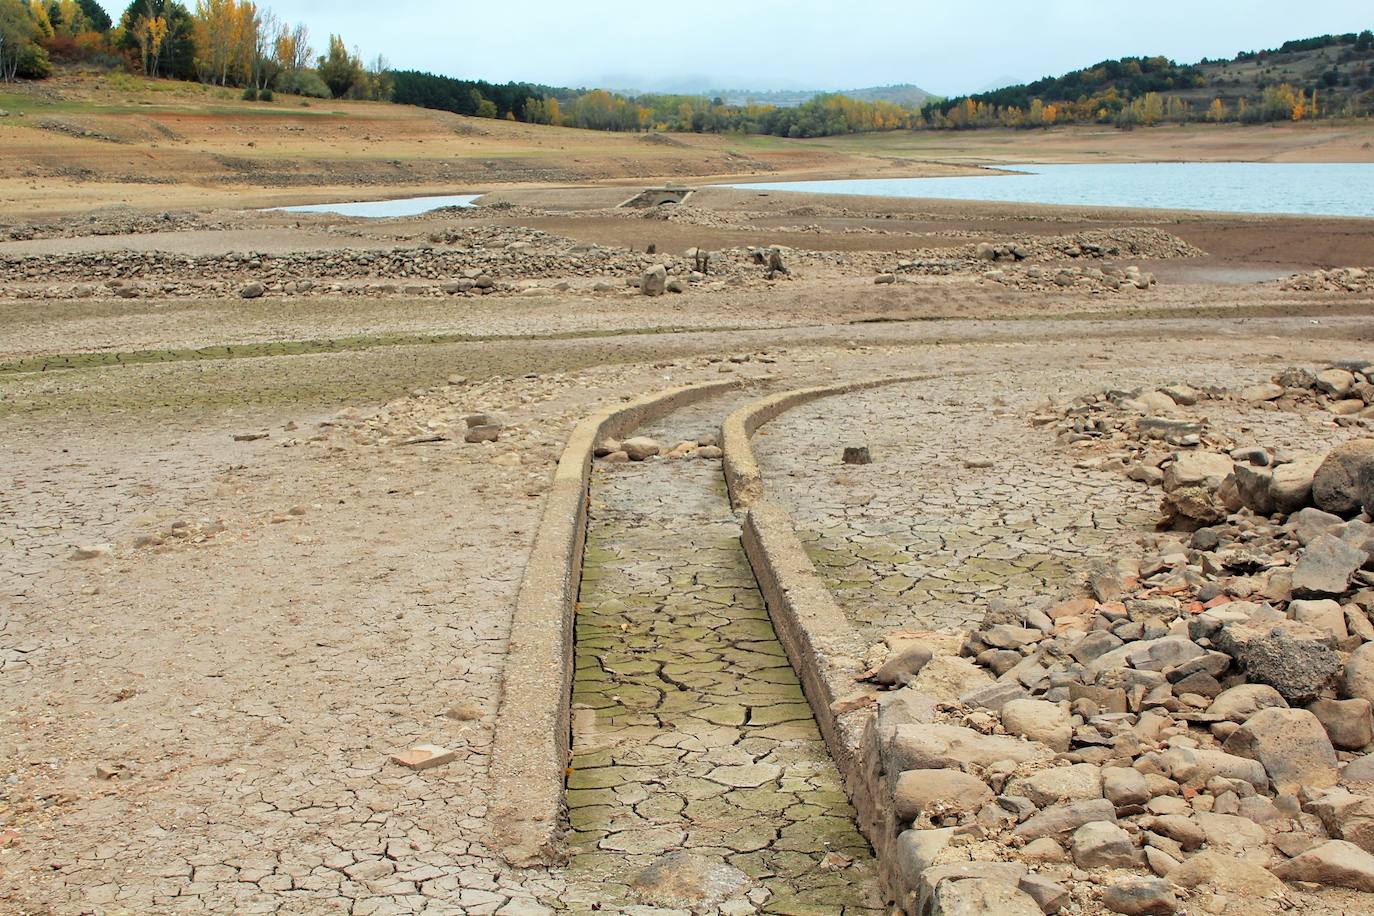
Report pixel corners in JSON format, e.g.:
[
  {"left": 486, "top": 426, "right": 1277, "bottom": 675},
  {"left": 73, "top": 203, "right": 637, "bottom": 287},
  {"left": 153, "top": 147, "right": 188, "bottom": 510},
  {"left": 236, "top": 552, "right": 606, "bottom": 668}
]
[
  {"left": 270, "top": 193, "right": 479, "bottom": 217},
  {"left": 723, "top": 162, "right": 1374, "bottom": 218}
]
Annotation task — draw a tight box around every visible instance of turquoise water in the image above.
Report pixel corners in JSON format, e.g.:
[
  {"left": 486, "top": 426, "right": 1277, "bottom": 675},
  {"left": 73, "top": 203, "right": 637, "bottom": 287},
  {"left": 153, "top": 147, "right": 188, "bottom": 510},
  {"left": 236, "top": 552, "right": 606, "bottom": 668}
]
[
  {"left": 722, "top": 163, "right": 1374, "bottom": 218},
  {"left": 271, "top": 194, "right": 479, "bottom": 217}
]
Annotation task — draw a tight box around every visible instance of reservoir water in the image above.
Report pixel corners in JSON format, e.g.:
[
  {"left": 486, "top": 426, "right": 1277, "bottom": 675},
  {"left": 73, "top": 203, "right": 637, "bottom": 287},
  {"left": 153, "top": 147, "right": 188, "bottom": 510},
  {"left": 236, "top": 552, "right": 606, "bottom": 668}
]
[
  {"left": 271, "top": 193, "right": 479, "bottom": 217},
  {"left": 722, "top": 162, "right": 1374, "bottom": 218}
]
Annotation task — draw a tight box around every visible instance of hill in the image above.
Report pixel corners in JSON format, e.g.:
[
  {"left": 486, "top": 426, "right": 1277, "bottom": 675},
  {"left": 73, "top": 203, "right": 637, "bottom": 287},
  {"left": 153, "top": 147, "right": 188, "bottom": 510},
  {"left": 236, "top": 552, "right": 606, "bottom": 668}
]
[{"left": 929, "top": 31, "right": 1374, "bottom": 126}]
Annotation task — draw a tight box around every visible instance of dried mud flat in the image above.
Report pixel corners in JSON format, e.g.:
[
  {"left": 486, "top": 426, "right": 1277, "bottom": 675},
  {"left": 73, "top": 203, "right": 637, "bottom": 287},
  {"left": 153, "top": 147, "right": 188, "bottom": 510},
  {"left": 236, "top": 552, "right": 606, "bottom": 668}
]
[{"left": 2, "top": 180, "right": 1374, "bottom": 915}]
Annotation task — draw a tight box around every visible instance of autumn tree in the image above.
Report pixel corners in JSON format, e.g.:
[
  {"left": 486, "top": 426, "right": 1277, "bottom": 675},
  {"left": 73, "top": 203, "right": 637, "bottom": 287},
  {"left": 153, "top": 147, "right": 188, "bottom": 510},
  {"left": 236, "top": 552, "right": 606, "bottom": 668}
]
[
  {"left": 117, "top": 0, "right": 195, "bottom": 79},
  {"left": 316, "top": 33, "right": 358, "bottom": 97}
]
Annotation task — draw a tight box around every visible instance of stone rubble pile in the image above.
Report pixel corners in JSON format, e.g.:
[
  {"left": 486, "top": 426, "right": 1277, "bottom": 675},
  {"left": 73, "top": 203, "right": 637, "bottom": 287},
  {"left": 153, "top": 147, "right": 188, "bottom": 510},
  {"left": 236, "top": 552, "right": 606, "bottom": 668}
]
[
  {"left": 1281, "top": 268, "right": 1374, "bottom": 294},
  {"left": 862, "top": 365, "right": 1374, "bottom": 915},
  {"left": 0, "top": 209, "right": 227, "bottom": 241},
  {"left": 593, "top": 433, "right": 723, "bottom": 463}
]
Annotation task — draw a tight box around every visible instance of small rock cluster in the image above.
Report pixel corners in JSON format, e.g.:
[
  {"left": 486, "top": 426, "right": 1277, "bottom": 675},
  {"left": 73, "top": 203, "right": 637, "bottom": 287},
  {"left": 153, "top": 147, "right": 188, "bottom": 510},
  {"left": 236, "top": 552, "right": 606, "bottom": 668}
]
[
  {"left": 862, "top": 366, "right": 1374, "bottom": 914},
  {"left": 594, "top": 434, "right": 723, "bottom": 463},
  {"left": 1281, "top": 268, "right": 1374, "bottom": 294},
  {"left": 983, "top": 263, "right": 1157, "bottom": 294}
]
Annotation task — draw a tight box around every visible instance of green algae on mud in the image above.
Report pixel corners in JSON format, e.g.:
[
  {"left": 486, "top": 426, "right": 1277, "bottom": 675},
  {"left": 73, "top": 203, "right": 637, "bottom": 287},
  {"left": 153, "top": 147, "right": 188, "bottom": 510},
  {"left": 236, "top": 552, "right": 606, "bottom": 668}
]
[{"left": 563, "top": 449, "right": 880, "bottom": 912}]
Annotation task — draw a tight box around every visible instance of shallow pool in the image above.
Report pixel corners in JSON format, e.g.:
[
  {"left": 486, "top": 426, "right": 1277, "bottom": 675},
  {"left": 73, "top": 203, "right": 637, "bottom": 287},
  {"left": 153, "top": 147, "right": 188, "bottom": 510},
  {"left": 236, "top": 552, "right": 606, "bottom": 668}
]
[{"left": 271, "top": 194, "right": 479, "bottom": 218}]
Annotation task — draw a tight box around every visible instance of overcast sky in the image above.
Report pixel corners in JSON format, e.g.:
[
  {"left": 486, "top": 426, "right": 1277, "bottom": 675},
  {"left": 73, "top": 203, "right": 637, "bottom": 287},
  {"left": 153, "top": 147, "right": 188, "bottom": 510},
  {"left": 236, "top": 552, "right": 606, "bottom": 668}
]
[{"left": 98, "top": 0, "right": 1371, "bottom": 95}]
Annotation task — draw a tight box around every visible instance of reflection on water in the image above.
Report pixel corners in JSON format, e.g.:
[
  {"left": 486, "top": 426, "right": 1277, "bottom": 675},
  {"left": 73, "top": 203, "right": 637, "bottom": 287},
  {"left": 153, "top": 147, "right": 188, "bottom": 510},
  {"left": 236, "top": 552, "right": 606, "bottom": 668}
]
[{"left": 722, "top": 162, "right": 1374, "bottom": 218}]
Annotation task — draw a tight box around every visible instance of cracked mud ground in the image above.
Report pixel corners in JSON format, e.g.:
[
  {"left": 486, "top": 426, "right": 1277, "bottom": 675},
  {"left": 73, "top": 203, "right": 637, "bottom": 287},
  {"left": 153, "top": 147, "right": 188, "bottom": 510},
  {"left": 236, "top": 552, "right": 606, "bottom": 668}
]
[{"left": 564, "top": 395, "right": 882, "bottom": 914}]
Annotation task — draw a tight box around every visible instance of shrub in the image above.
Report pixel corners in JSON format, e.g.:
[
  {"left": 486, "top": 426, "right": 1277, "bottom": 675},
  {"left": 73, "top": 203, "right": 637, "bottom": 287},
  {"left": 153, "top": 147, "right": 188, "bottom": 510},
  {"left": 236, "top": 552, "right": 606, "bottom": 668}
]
[
  {"left": 276, "top": 69, "right": 331, "bottom": 99},
  {"left": 257, "top": 88, "right": 273, "bottom": 102},
  {"left": 16, "top": 44, "right": 52, "bottom": 80},
  {"left": 241, "top": 87, "right": 258, "bottom": 101}
]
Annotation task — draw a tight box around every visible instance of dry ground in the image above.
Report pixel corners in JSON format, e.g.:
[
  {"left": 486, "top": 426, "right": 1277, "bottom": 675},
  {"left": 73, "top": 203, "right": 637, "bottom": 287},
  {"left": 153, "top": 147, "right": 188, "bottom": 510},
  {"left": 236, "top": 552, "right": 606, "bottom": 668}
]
[{"left": 3, "top": 83, "right": 1374, "bottom": 912}]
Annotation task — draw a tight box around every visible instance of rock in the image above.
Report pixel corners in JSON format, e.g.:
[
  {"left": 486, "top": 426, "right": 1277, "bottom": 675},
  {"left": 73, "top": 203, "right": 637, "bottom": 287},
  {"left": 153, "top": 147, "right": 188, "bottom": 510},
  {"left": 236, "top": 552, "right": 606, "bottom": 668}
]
[
  {"left": 928, "top": 878, "right": 1042, "bottom": 916},
  {"left": 1103, "top": 767, "right": 1151, "bottom": 807},
  {"left": 1101, "top": 877, "right": 1177, "bottom": 915},
  {"left": 1271, "top": 457, "right": 1321, "bottom": 514},
  {"left": 893, "top": 769, "right": 995, "bottom": 821},
  {"left": 1310, "top": 791, "right": 1374, "bottom": 853},
  {"left": 640, "top": 265, "right": 667, "bottom": 296},
  {"left": 629, "top": 851, "right": 750, "bottom": 908},
  {"left": 1166, "top": 850, "right": 1287, "bottom": 897},
  {"left": 665, "top": 277, "right": 686, "bottom": 294},
  {"left": 1231, "top": 630, "right": 1342, "bottom": 704},
  {"left": 1020, "top": 837, "right": 1067, "bottom": 864},
  {"left": 1317, "top": 368, "right": 1357, "bottom": 398},
  {"left": 1208, "top": 684, "right": 1289, "bottom": 722},
  {"left": 70, "top": 544, "right": 113, "bottom": 560},
  {"left": 1001, "top": 699, "right": 1072, "bottom": 753},
  {"left": 239, "top": 280, "right": 265, "bottom": 299},
  {"left": 1291, "top": 507, "right": 1347, "bottom": 545},
  {"left": 1008, "top": 764, "right": 1104, "bottom": 808},
  {"left": 594, "top": 438, "right": 622, "bottom": 457},
  {"left": 1160, "top": 746, "right": 1268, "bottom": 789},
  {"left": 464, "top": 424, "right": 501, "bottom": 444},
  {"left": 1313, "top": 440, "right": 1374, "bottom": 516},
  {"left": 1134, "top": 390, "right": 1180, "bottom": 414},
  {"left": 1271, "top": 839, "right": 1374, "bottom": 891},
  {"left": 1017, "top": 873, "right": 1069, "bottom": 913},
  {"left": 1234, "top": 464, "right": 1276, "bottom": 515},
  {"left": 1346, "top": 754, "right": 1374, "bottom": 786},
  {"left": 1014, "top": 799, "right": 1118, "bottom": 842},
  {"left": 1072, "top": 821, "right": 1136, "bottom": 869},
  {"left": 870, "top": 643, "right": 933, "bottom": 687},
  {"left": 1309, "top": 698, "right": 1374, "bottom": 751},
  {"left": 1348, "top": 643, "right": 1374, "bottom": 704},
  {"left": 843, "top": 446, "right": 872, "bottom": 465},
  {"left": 1149, "top": 814, "right": 1205, "bottom": 850},
  {"left": 887, "top": 723, "right": 1051, "bottom": 775},
  {"left": 894, "top": 827, "right": 955, "bottom": 890},
  {"left": 1241, "top": 382, "right": 1285, "bottom": 402},
  {"left": 907, "top": 656, "right": 994, "bottom": 703},
  {"left": 1290, "top": 598, "right": 1349, "bottom": 639},
  {"left": 389, "top": 745, "right": 456, "bottom": 770},
  {"left": 1223, "top": 708, "right": 1338, "bottom": 794},
  {"left": 875, "top": 273, "right": 897, "bottom": 284},
  {"left": 621, "top": 437, "right": 662, "bottom": 461},
  {"left": 1292, "top": 534, "right": 1366, "bottom": 596},
  {"left": 1162, "top": 452, "right": 1233, "bottom": 493}
]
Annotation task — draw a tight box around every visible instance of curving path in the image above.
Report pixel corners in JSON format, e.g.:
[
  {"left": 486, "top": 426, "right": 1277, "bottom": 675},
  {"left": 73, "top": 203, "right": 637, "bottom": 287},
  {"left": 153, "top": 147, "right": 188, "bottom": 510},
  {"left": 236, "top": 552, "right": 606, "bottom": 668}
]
[{"left": 562, "top": 393, "right": 882, "bottom": 914}]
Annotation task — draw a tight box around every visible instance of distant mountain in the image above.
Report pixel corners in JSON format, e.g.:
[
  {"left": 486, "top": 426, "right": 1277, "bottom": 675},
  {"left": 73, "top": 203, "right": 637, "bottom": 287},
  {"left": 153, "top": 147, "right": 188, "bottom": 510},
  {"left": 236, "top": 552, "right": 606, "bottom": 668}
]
[{"left": 598, "top": 81, "right": 936, "bottom": 109}]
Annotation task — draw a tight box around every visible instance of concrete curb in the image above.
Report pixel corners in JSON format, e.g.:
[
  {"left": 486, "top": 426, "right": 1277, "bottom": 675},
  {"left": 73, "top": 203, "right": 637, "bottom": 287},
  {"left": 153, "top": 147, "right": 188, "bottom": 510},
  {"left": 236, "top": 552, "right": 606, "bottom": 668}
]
[
  {"left": 721, "top": 374, "right": 931, "bottom": 904},
  {"left": 489, "top": 378, "right": 738, "bottom": 867}
]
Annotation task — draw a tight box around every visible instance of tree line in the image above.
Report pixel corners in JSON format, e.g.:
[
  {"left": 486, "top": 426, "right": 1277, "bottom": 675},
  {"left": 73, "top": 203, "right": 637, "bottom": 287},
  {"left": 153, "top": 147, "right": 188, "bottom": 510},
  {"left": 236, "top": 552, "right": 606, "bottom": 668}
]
[{"left": 2, "top": 12, "right": 1371, "bottom": 136}]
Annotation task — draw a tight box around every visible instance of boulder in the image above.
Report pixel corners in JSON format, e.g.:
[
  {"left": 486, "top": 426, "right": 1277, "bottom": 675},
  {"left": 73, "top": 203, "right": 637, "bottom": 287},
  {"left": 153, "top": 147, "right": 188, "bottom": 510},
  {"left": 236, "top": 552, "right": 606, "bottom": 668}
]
[
  {"left": 1162, "top": 452, "right": 1233, "bottom": 493},
  {"left": 1288, "top": 599, "right": 1348, "bottom": 640},
  {"left": 1317, "top": 368, "right": 1357, "bottom": 398},
  {"left": 239, "top": 280, "right": 265, "bottom": 299},
  {"left": 1313, "top": 440, "right": 1374, "bottom": 516},
  {"left": 621, "top": 437, "right": 662, "bottom": 461},
  {"left": 1207, "top": 671, "right": 1289, "bottom": 718},
  {"left": 1000, "top": 699, "right": 1072, "bottom": 753},
  {"left": 1347, "top": 643, "right": 1374, "bottom": 704},
  {"left": 1227, "top": 629, "right": 1341, "bottom": 704},
  {"left": 893, "top": 770, "right": 994, "bottom": 822},
  {"left": 1292, "top": 534, "right": 1366, "bottom": 596},
  {"left": 1310, "top": 791, "right": 1374, "bottom": 853},
  {"left": 1271, "top": 457, "right": 1321, "bottom": 514},
  {"left": 1008, "top": 764, "right": 1104, "bottom": 808},
  {"left": 1223, "top": 708, "right": 1339, "bottom": 794},
  {"left": 1103, "top": 767, "right": 1152, "bottom": 808},
  {"left": 1309, "top": 698, "right": 1374, "bottom": 751},
  {"left": 640, "top": 264, "right": 667, "bottom": 296},
  {"left": 886, "top": 724, "right": 1052, "bottom": 775},
  {"left": 893, "top": 827, "right": 954, "bottom": 891},
  {"left": 928, "top": 878, "right": 1043, "bottom": 916},
  {"left": 1271, "top": 839, "right": 1374, "bottom": 891},
  {"left": 1101, "top": 877, "right": 1177, "bottom": 915},
  {"left": 1290, "top": 507, "right": 1346, "bottom": 545},
  {"left": 870, "top": 643, "right": 934, "bottom": 687},
  {"left": 1072, "top": 821, "right": 1136, "bottom": 869},
  {"left": 1165, "top": 850, "right": 1287, "bottom": 897},
  {"left": 1014, "top": 799, "right": 1118, "bottom": 842}
]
